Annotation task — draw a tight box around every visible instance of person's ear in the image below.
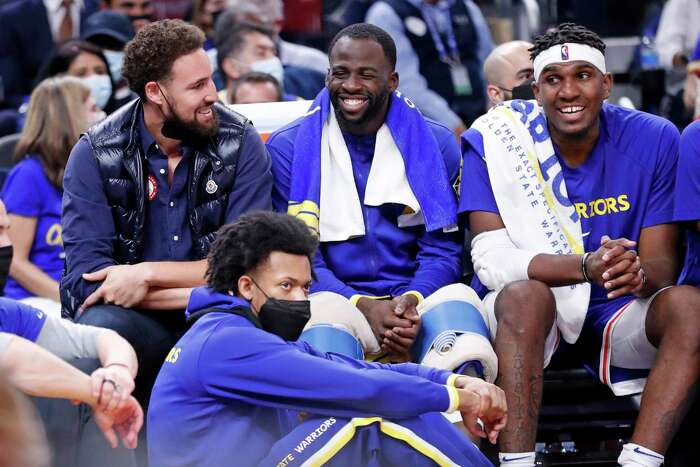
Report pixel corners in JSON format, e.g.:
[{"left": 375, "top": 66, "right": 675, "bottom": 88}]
[
  {"left": 388, "top": 71, "right": 399, "bottom": 92},
  {"left": 238, "top": 275, "right": 254, "bottom": 301},
  {"left": 486, "top": 84, "right": 502, "bottom": 106},
  {"left": 144, "top": 81, "right": 164, "bottom": 105},
  {"left": 532, "top": 80, "right": 542, "bottom": 105},
  {"left": 602, "top": 72, "right": 613, "bottom": 100}
]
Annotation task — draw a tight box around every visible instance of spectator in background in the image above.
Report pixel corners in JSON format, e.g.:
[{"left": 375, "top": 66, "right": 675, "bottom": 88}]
[
  {"left": 101, "top": 0, "right": 154, "bottom": 31},
  {"left": 655, "top": 0, "right": 700, "bottom": 126},
  {"left": 81, "top": 10, "right": 139, "bottom": 109},
  {"left": 366, "top": 0, "right": 493, "bottom": 136},
  {"left": 192, "top": 0, "right": 227, "bottom": 50},
  {"left": 1, "top": 77, "right": 103, "bottom": 317},
  {"left": 230, "top": 72, "right": 283, "bottom": 104},
  {"left": 483, "top": 40, "right": 533, "bottom": 107},
  {"left": 0, "top": 0, "right": 99, "bottom": 109},
  {"left": 60, "top": 20, "right": 271, "bottom": 417},
  {"left": 216, "top": 23, "right": 324, "bottom": 101},
  {"left": 149, "top": 0, "right": 192, "bottom": 20},
  {"left": 225, "top": 0, "right": 329, "bottom": 74},
  {"left": 38, "top": 40, "right": 117, "bottom": 114}
]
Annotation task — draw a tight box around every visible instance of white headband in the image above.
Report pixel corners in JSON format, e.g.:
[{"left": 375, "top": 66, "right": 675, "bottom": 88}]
[{"left": 533, "top": 43, "right": 606, "bottom": 81}]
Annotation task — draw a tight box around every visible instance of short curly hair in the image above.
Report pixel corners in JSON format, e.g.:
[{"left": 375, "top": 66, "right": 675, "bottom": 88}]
[
  {"left": 329, "top": 23, "right": 397, "bottom": 69},
  {"left": 206, "top": 211, "right": 319, "bottom": 294},
  {"left": 122, "top": 19, "right": 205, "bottom": 99},
  {"left": 529, "top": 23, "right": 606, "bottom": 61}
]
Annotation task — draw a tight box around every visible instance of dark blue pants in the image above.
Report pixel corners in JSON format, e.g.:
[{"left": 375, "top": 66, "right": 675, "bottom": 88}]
[{"left": 261, "top": 412, "right": 493, "bottom": 466}]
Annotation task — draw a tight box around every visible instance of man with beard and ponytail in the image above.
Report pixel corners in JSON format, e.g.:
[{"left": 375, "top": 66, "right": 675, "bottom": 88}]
[
  {"left": 266, "top": 23, "right": 498, "bottom": 390},
  {"left": 147, "top": 211, "right": 506, "bottom": 467},
  {"left": 60, "top": 19, "right": 272, "bottom": 415},
  {"left": 459, "top": 23, "right": 700, "bottom": 467}
]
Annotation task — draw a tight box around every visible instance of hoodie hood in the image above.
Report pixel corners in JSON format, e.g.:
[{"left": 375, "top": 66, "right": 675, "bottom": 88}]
[{"left": 185, "top": 287, "right": 251, "bottom": 320}]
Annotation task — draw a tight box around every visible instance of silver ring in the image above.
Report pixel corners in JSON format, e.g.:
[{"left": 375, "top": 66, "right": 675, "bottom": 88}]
[{"left": 103, "top": 378, "right": 118, "bottom": 391}]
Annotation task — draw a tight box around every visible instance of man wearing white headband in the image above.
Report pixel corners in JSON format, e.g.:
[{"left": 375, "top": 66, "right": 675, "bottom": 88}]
[{"left": 458, "top": 23, "right": 700, "bottom": 466}]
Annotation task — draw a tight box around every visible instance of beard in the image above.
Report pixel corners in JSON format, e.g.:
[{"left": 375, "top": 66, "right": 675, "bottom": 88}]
[
  {"left": 161, "top": 104, "right": 219, "bottom": 147},
  {"left": 330, "top": 86, "right": 391, "bottom": 130}
]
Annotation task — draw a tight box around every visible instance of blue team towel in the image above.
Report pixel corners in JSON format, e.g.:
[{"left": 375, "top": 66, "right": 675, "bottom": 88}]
[{"left": 287, "top": 88, "right": 457, "bottom": 235}]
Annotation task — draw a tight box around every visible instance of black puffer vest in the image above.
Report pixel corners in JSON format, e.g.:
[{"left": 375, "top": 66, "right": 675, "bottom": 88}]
[{"left": 87, "top": 99, "right": 247, "bottom": 264}]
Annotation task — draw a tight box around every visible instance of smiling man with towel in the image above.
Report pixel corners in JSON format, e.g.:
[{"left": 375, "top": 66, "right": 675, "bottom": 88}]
[
  {"left": 267, "top": 23, "right": 497, "bottom": 388},
  {"left": 460, "top": 22, "right": 700, "bottom": 467}
]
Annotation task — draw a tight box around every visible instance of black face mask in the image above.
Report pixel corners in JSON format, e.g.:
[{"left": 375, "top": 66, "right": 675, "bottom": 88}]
[
  {"left": 158, "top": 85, "right": 217, "bottom": 148},
  {"left": 511, "top": 80, "right": 535, "bottom": 100},
  {"left": 252, "top": 279, "right": 311, "bottom": 341},
  {"left": 0, "top": 245, "right": 13, "bottom": 296}
]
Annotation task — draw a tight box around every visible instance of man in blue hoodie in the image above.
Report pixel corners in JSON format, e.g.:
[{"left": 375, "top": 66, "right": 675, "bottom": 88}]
[
  {"left": 267, "top": 23, "right": 496, "bottom": 383},
  {"left": 147, "top": 211, "right": 506, "bottom": 467}
]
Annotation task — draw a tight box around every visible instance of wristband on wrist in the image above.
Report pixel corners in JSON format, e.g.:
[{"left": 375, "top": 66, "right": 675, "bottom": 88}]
[{"left": 581, "top": 252, "right": 592, "bottom": 283}]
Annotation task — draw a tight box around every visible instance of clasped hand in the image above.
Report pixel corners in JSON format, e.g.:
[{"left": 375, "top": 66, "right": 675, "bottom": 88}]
[
  {"left": 358, "top": 295, "right": 422, "bottom": 355},
  {"left": 586, "top": 235, "right": 644, "bottom": 298}
]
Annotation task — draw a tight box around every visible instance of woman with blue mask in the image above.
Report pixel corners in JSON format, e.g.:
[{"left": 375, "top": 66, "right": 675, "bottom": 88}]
[
  {"left": 37, "top": 40, "right": 119, "bottom": 114},
  {"left": 0, "top": 77, "right": 96, "bottom": 316}
]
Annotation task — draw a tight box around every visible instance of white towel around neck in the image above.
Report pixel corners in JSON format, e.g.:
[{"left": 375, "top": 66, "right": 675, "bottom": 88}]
[{"left": 318, "top": 107, "right": 422, "bottom": 242}]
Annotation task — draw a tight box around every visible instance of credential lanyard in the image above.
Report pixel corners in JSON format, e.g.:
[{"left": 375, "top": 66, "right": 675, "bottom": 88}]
[{"left": 420, "top": 1, "right": 460, "bottom": 64}]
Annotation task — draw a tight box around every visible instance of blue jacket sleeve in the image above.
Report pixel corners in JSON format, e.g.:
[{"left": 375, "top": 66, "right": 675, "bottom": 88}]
[
  {"left": 223, "top": 123, "right": 273, "bottom": 221},
  {"left": 295, "top": 341, "right": 454, "bottom": 384},
  {"left": 393, "top": 229, "right": 463, "bottom": 298},
  {"left": 197, "top": 326, "right": 454, "bottom": 419},
  {"left": 267, "top": 125, "right": 296, "bottom": 213},
  {"left": 311, "top": 248, "right": 362, "bottom": 299},
  {"left": 60, "top": 137, "right": 118, "bottom": 312}
]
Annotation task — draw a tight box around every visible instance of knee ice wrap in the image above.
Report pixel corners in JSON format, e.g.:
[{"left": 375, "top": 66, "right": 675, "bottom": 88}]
[
  {"left": 413, "top": 300, "right": 498, "bottom": 382},
  {"left": 299, "top": 325, "right": 364, "bottom": 360}
]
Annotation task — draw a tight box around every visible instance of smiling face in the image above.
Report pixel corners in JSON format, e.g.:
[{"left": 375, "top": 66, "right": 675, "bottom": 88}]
[
  {"left": 533, "top": 60, "right": 611, "bottom": 142},
  {"left": 327, "top": 36, "right": 398, "bottom": 135},
  {"left": 155, "top": 49, "right": 219, "bottom": 135}
]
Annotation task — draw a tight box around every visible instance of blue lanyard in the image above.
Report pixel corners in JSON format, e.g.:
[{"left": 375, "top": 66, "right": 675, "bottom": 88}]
[{"left": 420, "top": 1, "right": 461, "bottom": 64}]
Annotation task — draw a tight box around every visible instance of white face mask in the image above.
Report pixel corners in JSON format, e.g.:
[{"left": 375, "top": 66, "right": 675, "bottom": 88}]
[
  {"left": 103, "top": 49, "right": 125, "bottom": 83},
  {"left": 82, "top": 74, "right": 112, "bottom": 110},
  {"left": 250, "top": 56, "right": 284, "bottom": 86}
]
